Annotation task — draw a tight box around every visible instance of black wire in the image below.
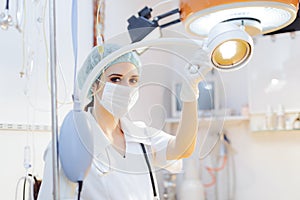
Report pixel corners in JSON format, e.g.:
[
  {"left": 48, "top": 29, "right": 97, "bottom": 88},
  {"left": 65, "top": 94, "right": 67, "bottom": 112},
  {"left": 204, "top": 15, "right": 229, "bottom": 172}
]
[
  {"left": 5, "top": 0, "right": 9, "bottom": 10},
  {"left": 23, "top": 177, "right": 26, "bottom": 200},
  {"left": 140, "top": 143, "right": 157, "bottom": 197},
  {"left": 77, "top": 181, "right": 83, "bottom": 200}
]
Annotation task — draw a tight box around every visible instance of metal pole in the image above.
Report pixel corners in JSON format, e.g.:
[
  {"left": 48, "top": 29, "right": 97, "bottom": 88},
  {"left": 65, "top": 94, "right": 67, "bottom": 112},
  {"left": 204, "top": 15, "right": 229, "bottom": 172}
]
[{"left": 49, "top": 0, "right": 60, "bottom": 199}]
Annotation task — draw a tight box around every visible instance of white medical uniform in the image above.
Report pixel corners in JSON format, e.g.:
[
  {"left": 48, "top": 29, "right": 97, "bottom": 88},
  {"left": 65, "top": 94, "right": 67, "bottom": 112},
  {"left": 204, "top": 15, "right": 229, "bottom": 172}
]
[{"left": 37, "top": 114, "right": 182, "bottom": 200}]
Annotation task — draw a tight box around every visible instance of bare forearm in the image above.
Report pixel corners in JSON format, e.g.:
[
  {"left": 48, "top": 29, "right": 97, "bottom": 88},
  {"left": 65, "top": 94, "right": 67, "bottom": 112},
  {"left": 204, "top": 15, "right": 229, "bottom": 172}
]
[{"left": 167, "top": 101, "right": 198, "bottom": 159}]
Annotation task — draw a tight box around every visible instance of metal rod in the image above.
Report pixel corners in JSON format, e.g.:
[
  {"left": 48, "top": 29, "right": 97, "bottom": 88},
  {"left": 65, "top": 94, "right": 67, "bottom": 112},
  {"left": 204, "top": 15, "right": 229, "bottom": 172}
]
[{"left": 49, "top": 0, "right": 60, "bottom": 199}]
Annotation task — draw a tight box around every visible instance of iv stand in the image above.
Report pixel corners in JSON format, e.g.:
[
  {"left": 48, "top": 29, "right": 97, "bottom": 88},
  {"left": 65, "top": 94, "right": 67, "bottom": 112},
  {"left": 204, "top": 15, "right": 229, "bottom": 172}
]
[{"left": 49, "top": 0, "right": 60, "bottom": 199}]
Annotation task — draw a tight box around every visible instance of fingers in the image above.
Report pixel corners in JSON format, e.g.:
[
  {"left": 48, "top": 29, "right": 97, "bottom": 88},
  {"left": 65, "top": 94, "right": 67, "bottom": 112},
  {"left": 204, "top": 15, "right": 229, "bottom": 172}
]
[
  {"left": 187, "top": 65, "right": 199, "bottom": 74},
  {"left": 186, "top": 64, "right": 212, "bottom": 77},
  {"left": 187, "top": 48, "right": 212, "bottom": 75},
  {"left": 190, "top": 48, "right": 210, "bottom": 64}
]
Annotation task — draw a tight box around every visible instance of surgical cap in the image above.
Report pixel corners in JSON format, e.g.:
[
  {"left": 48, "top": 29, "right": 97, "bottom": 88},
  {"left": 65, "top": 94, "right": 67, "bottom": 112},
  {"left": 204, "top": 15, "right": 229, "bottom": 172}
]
[{"left": 77, "top": 43, "right": 142, "bottom": 101}]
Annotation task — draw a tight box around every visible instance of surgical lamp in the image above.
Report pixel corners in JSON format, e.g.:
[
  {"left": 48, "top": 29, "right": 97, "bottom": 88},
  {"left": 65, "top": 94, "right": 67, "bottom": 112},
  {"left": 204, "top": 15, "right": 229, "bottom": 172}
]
[{"left": 127, "top": 0, "right": 299, "bottom": 71}]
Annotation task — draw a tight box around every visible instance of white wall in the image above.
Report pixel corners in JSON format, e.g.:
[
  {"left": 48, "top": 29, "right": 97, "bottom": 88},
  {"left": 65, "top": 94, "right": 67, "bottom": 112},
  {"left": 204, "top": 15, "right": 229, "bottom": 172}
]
[
  {"left": 172, "top": 120, "right": 300, "bottom": 200},
  {"left": 248, "top": 33, "right": 300, "bottom": 113},
  {"left": 0, "top": 0, "right": 93, "bottom": 125},
  {"left": 0, "top": 130, "right": 51, "bottom": 200},
  {"left": 225, "top": 122, "right": 300, "bottom": 200}
]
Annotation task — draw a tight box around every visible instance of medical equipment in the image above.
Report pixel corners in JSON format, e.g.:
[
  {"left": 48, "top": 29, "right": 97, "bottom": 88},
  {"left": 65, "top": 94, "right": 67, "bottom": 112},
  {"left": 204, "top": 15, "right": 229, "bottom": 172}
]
[
  {"left": 15, "top": 173, "right": 41, "bottom": 200},
  {"left": 58, "top": 109, "right": 94, "bottom": 183},
  {"left": 15, "top": 146, "right": 34, "bottom": 200},
  {"left": 127, "top": 6, "right": 254, "bottom": 71},
  {"left": 0, "top": 0, "right": 13, "bottom": 30},
  {"left": 95, "top": 0, "right": 105, "bottom": 45},
  {"left": 16, "top": 0, "right": 24, "bottom": 32},
  {"left": 127, "top": 7, "right": 180, "bottom": 43},
  {"left": 203, "top": 135, "right": 228, "bottom": 188},
  {"left": 200, "top": 132, "right": 236, "bottom": 200},
  {"left": 178, "top": 158, "right": 205, "bottom": 200},
  {"left": 293, "top": 113, "right": 300, "bottom": 129},
  {"left": 48, "top": 0, "right": 60, "bottom": 197},
  {"left": 57, "top": 1, "right": 94, "bottom": 200},
  {"left": 162, "top": 171, "right": 177, "bottom": 200},
  {"left": 15, "top": 175, "right": 35, "bottom": 200}
]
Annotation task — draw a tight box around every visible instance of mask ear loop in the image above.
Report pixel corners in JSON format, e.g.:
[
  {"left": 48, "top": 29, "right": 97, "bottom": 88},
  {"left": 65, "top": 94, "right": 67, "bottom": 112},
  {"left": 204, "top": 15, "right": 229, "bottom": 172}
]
[{"left": 88, "top": 71, "right": 106, "bottom": 101}]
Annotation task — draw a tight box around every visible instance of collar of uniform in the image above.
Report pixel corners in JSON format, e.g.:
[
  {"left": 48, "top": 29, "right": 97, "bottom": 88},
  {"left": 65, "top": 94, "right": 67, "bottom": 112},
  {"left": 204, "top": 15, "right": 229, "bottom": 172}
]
[
  {"left": 86, "top": 111, "right": 151, "bottom": 155},
  {"left": 85, "top": 111, "right": 111, "bottom": 160},
  {"left": 120, "top": 117, "right": 151, "bottom": 145}
]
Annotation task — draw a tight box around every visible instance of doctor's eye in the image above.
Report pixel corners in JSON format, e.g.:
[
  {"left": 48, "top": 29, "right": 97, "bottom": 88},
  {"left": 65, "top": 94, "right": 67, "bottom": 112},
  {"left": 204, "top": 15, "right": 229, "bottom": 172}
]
[
  {"left": 129, "top": 77, "right": 139, "bottom": 85},
  {"left": 110, "top": 76, "right": 122, "bottom": 83}
]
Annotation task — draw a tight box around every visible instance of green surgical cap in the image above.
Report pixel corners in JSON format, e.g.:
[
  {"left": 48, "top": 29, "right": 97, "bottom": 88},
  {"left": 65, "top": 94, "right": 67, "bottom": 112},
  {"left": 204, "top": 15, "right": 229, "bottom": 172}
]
[{"left": 77, "top": 43, "right": 142, "bottom": 101}]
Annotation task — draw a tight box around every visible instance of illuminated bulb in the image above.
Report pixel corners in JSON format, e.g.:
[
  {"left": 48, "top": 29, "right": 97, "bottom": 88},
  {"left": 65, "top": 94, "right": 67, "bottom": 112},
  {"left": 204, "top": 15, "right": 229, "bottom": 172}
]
[
  {"left": 205, "top": 22, "right": 253, "bottom": 71},
  {"left": 271, "top": 78, "right": 279, "bottom": 85},
  {"left": 210, "top": 38, "right": 251, "bottom": 70},
  {"left": 218, "top": 41, "right": 237, "bottom": 59}
]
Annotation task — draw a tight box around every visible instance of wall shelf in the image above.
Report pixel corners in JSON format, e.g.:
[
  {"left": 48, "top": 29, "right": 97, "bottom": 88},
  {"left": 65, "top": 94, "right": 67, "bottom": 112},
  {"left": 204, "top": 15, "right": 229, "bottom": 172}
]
[
  {"left": 165, "top": 115, "right": 249, "bottom": 124},
  {"left": 0, "top": 123, "right": 51, "bottom": 132},
  {"left": 249, "top": 112, "right": 300, "bottom": 133},
  {"left": 252, "top": 129, "right": 300, "bottom": 134},
  {"left": 164, "top": 115, "right": 249, "bottom": 133}
]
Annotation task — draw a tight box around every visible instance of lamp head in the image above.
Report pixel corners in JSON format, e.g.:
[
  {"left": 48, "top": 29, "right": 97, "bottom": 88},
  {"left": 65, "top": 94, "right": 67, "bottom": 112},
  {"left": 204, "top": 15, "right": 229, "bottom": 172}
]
[
  {"left": 179, "top": 0, "right": 298, "bottom": 70},
  {"left": 205, "top": 22, "right": 253, "bottom": 71}
]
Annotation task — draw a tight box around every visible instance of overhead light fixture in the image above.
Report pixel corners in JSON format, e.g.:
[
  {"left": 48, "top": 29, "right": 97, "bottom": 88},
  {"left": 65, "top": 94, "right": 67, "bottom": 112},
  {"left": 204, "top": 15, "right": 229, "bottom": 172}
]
[
  {"left": 180, "top": 0, "right": 298, "bottom": 37},
  {"left": 126, "top": 0, "right": 298, "bottom": 71}
]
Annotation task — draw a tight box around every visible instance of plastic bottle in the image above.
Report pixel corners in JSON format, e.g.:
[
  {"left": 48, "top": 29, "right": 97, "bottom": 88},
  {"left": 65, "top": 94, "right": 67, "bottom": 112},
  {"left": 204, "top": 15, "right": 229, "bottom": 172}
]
[
  {"left": 293, "top": 113, "right": 300, "bottom": 130},
  {"left": 178, "top": 158, "right": 205, "bottom": 200},
  {"left": 276, "top": 104, "right": 286, "bottom": 130},
  {"left": 265, "top": 105, "right": 276, "bottom": 130}
]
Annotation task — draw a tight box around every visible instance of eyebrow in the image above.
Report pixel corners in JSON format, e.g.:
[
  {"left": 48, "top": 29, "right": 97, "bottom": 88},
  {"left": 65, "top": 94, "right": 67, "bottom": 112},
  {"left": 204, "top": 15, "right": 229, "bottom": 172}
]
[
  {"left": 107, "top": 73, "right": 123, "bottom": 77},
  {"left": 107, "top": 74, "right": 139, "bottom": 78}
]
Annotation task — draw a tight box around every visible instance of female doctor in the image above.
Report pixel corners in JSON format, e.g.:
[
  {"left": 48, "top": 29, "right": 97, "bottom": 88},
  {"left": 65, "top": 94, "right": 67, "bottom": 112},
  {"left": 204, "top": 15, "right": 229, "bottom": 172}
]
[{"left": 37, "top": 43, "right": 212, "bottom": 200}]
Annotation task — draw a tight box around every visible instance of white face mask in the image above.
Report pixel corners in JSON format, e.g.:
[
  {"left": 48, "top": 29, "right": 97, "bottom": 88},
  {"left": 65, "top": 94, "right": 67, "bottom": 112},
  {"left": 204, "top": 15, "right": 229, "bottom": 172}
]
[{"left": 97, "top": 82, "right": 139, "bottom": 118}]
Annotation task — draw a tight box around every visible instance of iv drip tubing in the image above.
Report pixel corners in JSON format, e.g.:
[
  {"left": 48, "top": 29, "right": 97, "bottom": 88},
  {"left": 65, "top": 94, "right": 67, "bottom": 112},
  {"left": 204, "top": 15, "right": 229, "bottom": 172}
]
[
  {"left": 20, "top": 0, "right": 27, "bottom": 77},
  {"left": 15, "top": 174, "right": 34, "bottom": 200},
  {"left": 96, "top": 0, "right": 104, "bottom": 44},
  {"left": 203, "top": 155, "right": 227, "bottom": 187},
  {"left": 48, "top": 0, "right": 60, "bottom": 199},
  {"left": 71, "top": 0, "right": 79, "bottom": 106}
]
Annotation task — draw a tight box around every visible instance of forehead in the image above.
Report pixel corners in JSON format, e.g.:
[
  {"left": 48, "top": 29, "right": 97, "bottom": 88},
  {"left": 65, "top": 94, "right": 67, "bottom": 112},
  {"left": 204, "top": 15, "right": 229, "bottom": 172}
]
[{"left": 104, "top": 62, "right": 139, "bottom": 76}]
